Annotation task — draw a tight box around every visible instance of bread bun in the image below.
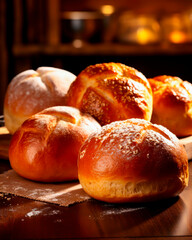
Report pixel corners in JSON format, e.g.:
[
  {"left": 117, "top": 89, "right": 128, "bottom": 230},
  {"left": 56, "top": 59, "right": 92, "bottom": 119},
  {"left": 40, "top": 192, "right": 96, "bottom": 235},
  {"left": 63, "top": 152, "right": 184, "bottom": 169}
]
[
  {"left": 9, "top": 106, "right": 101, "bottom": 182},
  {"left": 148, "top": 75, "right": 192, "bottom": 137},
  {"left": 4, "top": 67, "right": 76, "bottom": 134},
  {"left": 66, "top": 62, "right": 153, "bottom": 125},
  {"left": 78, "top": 118, "right": 188, "bottom": 203}
]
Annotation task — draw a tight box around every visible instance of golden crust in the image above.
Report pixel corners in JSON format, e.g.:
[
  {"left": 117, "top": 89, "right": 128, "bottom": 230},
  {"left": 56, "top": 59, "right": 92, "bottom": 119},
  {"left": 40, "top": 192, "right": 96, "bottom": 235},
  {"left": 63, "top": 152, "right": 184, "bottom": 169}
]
[
  {"left": 66, "top": 63, "right": 153, "bottom": 125},
  {"left": 4, "top": 67, "right": 76, "bottom": 134},
  {"left": 148, "top": 75, "right": 192, "bottom": 137},
  {"left": 78, "top": 118, "right": 189, "bottom": 203},
  {"left": 80, "top": 177, "right": 186, "bottom": 203},
  {"left": 9, "top": 106, "right": 101, "bottom": 182}
]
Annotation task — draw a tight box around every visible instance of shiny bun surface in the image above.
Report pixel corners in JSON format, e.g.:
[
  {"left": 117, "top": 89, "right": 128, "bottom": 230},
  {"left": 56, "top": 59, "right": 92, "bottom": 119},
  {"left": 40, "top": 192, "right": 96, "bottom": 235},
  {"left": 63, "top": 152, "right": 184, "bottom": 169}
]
[
  {"left": 78, "top": 118, "right": 188, "bottom": 203},
  {"left": 4, "top": 67, "right": 76, "bottom": 134},
  {"left": 66, "top": 62, "right": 152, "bottom": 125},
  {"left": 9, "top": 106, "right": 101, "bottom": 182},
  {"left": 148, "top": 75, "right": 192, "bottom": 137}
]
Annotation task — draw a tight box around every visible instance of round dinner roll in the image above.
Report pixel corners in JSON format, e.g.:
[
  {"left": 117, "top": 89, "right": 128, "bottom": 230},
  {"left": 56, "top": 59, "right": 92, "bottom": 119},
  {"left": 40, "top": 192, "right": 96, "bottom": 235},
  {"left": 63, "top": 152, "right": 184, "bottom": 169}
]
[
  {"left": 9, "top": 106, "right": 101, "bottom": 182},
  {"left": 66, "top": 62, "right": 153, "bottom": 126},
  {"left": 78, "top": 118, "right": 188, "bottom": 203},
  {"left": 148, "top": 75, "right": 192, "bottom": 137},
  {"left": 4, "top": 67, "right": 76, "bottom": 134}
]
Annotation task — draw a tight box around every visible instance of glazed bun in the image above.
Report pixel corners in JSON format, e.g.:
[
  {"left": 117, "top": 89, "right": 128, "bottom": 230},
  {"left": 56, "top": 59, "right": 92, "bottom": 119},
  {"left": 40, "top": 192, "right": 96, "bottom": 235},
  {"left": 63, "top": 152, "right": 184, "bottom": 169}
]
[
  {"left": 9, "top": 106, "right": 101, "bottom": 182},
  {"left": 148, "top": 75, "right": 192, "bottom": 137},
  {"left": 78, "top": 119, "right": 188, "bottom": 203},
  {"left": 4, "top": 67, "right": 76, "bottom": 134},
  {"left": 66, "top": 62, "right": 153, "bottom": 125}
]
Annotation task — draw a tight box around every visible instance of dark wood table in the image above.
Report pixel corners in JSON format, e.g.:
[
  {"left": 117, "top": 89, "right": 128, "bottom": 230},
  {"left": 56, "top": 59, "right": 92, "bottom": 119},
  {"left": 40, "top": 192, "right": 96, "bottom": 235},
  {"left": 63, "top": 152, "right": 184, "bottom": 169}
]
[{"left": 0, "top": 158, "right": 192, "bottom": 240}]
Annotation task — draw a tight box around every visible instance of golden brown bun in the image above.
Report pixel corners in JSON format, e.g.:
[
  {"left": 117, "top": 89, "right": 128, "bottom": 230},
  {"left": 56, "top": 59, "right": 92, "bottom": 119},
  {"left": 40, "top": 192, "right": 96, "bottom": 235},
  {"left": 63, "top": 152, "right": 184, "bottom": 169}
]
[
  {"left": 9, "top": 106, "right": 101, "bottom": 182},
  {"left": 78, "top": 118, "right": 188, "bottom": 203},
  {"left": 66, "top": 62, "right": 153, "bottom": 126},
  {"left": 148, "top": 75, "right": 192, "bottom": 137},
  {"left": 4, "top": 67, "right": 76, "bottom": 134}
]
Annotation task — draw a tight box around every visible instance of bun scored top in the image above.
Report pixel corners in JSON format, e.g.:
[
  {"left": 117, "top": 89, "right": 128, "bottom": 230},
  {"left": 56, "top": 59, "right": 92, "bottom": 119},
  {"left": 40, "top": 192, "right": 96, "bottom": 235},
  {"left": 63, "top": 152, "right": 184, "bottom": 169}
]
[
  {"left": 9, "top": 106, "right": 101, "bottom": 182},
  {"left": 66, "top": 62, "right": 153, "bottom": 125},
  {"left": 4, "top": 67, "right": 76, "bottom": 134}
]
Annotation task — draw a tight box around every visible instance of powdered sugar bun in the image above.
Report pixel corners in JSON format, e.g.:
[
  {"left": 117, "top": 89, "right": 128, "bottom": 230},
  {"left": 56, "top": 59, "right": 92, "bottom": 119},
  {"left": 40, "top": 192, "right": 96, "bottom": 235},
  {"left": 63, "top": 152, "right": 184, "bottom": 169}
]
[
  {"left": 78, "top": 118, "right": 189, "bottom": 203},
  {"left": 4, "top": 67, "right": 76, "bottom": 134}
]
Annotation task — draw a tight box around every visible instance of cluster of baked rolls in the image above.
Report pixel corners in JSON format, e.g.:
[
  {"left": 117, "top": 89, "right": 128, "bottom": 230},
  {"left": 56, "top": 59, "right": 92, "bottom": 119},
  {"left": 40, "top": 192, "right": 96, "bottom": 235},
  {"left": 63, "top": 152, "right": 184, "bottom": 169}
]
[{"left": 4, "top": 63, "right": 190, "bottom": 203}]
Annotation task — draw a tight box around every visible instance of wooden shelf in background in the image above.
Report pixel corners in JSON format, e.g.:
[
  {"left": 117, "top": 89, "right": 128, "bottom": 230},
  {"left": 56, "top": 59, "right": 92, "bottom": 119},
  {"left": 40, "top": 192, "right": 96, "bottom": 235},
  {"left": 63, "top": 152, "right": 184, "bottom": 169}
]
[{"left": 12, "top": 43, "right": 192, "bottom": 57}]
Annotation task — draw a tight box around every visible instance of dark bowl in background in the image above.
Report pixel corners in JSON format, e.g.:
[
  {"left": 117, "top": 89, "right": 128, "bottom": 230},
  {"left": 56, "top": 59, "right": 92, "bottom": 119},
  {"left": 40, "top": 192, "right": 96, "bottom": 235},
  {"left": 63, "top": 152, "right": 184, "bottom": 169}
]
[{"left": 61, "top": 11, "right": 104, "bottom": 43}]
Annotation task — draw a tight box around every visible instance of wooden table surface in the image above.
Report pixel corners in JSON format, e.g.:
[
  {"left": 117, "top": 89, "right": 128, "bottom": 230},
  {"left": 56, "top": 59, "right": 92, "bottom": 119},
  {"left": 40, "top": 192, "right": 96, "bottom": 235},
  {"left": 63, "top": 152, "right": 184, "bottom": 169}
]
[{"left": 0, "top": 158, "right": 192, "bottom": 240}]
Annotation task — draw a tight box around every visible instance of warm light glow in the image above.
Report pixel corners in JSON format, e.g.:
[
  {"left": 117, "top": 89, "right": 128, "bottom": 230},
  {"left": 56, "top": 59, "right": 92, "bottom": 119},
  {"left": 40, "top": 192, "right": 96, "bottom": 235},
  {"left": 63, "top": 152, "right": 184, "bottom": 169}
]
[
  {"left": 169, "top": 31, "right": 188, "bottom": 43},
  {"left": 161, "top": 13, "right": 192, "bottom": 44},
  {"left": 72, "top": 39, "right": 83, "bottom": 48},
  {"left": 136, "top": 28, "right": 155, "bottom": 44},
  {"left": 100, "top": 5, "right": 115, "bottom": 16}
]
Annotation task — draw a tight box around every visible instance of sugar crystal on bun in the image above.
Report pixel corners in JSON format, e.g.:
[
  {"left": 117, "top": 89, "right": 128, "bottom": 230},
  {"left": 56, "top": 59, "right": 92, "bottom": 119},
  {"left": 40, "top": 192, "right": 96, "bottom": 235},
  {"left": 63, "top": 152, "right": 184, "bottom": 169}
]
[{"left": 66, "top": 62, "right": 153, "bottom": 125}]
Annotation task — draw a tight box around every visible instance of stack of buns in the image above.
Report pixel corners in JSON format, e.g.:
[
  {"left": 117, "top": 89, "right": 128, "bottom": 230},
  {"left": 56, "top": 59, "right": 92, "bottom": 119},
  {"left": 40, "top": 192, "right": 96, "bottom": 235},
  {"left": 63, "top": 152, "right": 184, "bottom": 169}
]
[{"left": 4, "top": 63, "right": 190, "bottom": 203}]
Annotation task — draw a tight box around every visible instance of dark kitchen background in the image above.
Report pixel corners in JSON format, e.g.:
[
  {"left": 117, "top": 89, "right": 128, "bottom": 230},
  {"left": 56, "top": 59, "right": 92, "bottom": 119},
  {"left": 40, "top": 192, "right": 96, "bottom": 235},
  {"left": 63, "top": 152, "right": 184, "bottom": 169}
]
[{"left": 1, "top": 0, "right": 192, "bottom": 114}]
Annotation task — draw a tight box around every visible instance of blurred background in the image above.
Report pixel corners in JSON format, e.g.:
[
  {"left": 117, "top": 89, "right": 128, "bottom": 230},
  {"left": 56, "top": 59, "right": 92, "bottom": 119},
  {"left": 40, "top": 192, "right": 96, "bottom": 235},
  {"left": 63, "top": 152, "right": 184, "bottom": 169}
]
[{"left": 1, "top": 0, "right": 192, "bottom": 114}]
